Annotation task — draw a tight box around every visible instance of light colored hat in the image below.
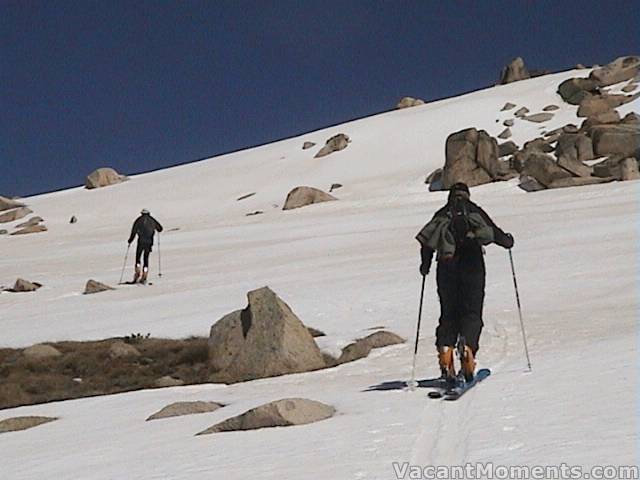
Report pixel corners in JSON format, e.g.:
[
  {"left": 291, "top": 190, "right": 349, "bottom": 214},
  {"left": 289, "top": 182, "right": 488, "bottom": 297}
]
[{"left": 141, "top": 208, "right": 150, "bottom": 215}]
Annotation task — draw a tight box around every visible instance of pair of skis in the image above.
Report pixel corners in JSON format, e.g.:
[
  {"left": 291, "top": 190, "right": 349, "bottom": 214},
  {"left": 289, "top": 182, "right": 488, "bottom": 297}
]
[{"left": 424, "top": 368, "right": 491, "bottom": 401}]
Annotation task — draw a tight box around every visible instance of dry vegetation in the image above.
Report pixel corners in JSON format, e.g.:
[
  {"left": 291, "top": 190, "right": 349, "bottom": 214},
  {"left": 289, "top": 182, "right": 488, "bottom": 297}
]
[{"left": 0, "top": 336, "right": 210, "bottom": 410}]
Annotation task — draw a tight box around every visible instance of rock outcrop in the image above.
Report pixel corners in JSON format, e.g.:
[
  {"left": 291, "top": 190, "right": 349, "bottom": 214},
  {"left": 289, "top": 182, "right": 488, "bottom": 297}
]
[
  {"left": 283, "top": 187, "right": 337, "bottom": 211},
  {"left": 208, "top": 287, "right": 326, "bottom": 383},
  {"left": 196, "top": 398, "right": 334, "bottom": 435},
  {"left": 396, "top": 97, "right": 425, "bottom": 109},
  {"left": 23, "top": 344, "right": 62, "bottom": 360},
  {"left": 108, "top": 341, "right": 141, "bottom": 359},
  {"left": 85, "top": 167, "right": 128, "bottom": 190},
  {"left": 589, "top": 56, "right": 640, "bottom": 87},
  {"left": 500, "top": 57, "right": 530, "bottom": 84}
]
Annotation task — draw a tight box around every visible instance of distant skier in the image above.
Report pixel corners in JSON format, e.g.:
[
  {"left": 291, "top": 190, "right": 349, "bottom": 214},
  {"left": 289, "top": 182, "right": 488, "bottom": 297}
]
[
  {"left": 416, "top": 182, "right": 513, "bottom": 382},
  {"left": 128, "top": 209, "right": 163, "bottom": 284}
]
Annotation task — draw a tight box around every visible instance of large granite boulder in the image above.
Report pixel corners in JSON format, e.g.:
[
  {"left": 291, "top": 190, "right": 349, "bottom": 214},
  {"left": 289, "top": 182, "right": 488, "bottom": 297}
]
[
  {"left": 589, "top": 56, "right": 640, "bottom": 87},
  {"left": 577, "top": 94, "right": 631, "bottom": 117},
  {"left": 521, "top": 153, "right": 573, "bottom": 188},
  {"left": 555, "top": 133, "right": 594, "bottom": 177},
  {"left": 196, "top": 398, "right": 335, "bottom": 435},
  {"left": 500, "top": 57, "right": 530, "bottom": 84},
  {"left": 108, "top": 341, "right": 141, "bottom": 359},
  {"left": 208, "top": 287, "right": 326, "bottom": 383},
  {"left": 0, "top": 207, "right": 33, "bottom": 224},
  {"left": 442, "top": 128, "right": 500, "bottom": 189},
  {"left": 619, "top": 158, "right": 640, "bottom": 181},
  {"left": 283, "top": 187, "right": 337, "bottom": 211},
  {"left": 85, "top": 167, "right": 128, "bottom": 189},
  {"left": 557, "top": 77, "right": 599, "bottom": 105},
  {"left": 315, "top": 134, "right": 350, "bottom": 158},
  {"left": 590, "top": 124, "right": 640, "bottom": 158}
]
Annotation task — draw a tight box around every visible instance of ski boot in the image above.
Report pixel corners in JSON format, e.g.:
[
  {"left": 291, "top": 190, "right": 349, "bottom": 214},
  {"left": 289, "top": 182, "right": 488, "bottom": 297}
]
[
  {"left": 457, "top": 337, "right": 476, "bottom": 383},
  {"left": 132, "top": 264, "right": 141, "bottom": 283},
  {"left": 438, "top": 346, "right": 456, "bottom": 386},
  {"left": 140, "top": 267, "right": 149, "bottom": 284}
]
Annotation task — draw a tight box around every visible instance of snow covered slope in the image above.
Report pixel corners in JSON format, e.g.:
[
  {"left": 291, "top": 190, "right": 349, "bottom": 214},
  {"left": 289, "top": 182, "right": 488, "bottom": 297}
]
[{"left": 1, "top": 69, "right": 638, "bottom": 479}]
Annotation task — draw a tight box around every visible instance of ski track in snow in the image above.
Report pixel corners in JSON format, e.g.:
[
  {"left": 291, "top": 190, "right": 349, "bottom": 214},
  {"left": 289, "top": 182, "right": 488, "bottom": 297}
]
[{"left": 0, "top": 69, "right": 638, "bottom": 479}]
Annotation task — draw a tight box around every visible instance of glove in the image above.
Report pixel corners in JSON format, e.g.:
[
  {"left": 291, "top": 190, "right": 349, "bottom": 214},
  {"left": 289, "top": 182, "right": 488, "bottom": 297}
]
[
  {"left": 127, "top": 239, "right": 133, "bottom": 245},
  {"left": 504, "top": 233, "right": 514, "bottom": 249},
  {"left": 420, "top": 258, "right": 431, "bottom": 276}
]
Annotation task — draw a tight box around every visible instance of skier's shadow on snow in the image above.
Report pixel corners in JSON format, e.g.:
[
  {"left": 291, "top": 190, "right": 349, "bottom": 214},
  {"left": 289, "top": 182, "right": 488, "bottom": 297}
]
[{"left": 364, "top": 378, "right": 444, "bottom": 392}]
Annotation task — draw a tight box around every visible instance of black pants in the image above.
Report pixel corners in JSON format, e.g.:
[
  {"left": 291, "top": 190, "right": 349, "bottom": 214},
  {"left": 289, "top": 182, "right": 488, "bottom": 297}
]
[
  {"left": 135, "top": 241, "right": 152, "bottom": 269},
  {"left": 435, "top": 257, "right": 485, "bottom": 353}
]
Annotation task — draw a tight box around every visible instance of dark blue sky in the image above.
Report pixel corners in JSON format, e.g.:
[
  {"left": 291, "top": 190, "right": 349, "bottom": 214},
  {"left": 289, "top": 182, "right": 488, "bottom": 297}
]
[{"left": 2, "top": 0, "right": 638, "bottom": 196}]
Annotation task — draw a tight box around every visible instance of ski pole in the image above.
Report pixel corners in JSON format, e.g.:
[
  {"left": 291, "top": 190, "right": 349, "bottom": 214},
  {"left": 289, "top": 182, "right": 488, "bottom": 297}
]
[
  {"left": 157, "top": 233, "right": 162, "bottom": 278},
  {"left": 508, "top": 249, "right": 532, "bottom": 372},
  {"left": 408, "top": 274, "right": 427, "bottom": 391},
  {"left": 119, "top": 244, "right": 131, "bottom": 285}
]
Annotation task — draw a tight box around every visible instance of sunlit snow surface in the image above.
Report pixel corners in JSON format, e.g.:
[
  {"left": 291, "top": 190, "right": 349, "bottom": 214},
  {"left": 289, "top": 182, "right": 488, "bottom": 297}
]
[{"left": 1, "top": 69, "right": 638, "bottom": 479}]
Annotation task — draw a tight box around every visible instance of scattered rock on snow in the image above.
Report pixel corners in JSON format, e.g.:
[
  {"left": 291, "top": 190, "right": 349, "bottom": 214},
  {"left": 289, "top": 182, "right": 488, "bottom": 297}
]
[
  {"left": 147, "top": 401, "right": 223, "bottom": 421},
  {"left": 0, "top": 196, "right": 25, "bottom": 212},
  {"left": 329, "top": 183, "right": 342, "bottom": 192},
  {"left": 503, "top": 119, "right": 514, "bottom": 127},
  {"left": 497, "top": 128, "right": 512, "bottom": 139},
  {"left": 0, "top": 207, "right": 33, "bottom": 224},
  {"left": 84, "top": 279, "right": 115, "bottom": 295},
  {"left": 500, "top": 102, "right": 517, "bottom": 111},
  {"left": 543, "top": 105, "right": 559, "bottom": 111},
  {"left": 302, "top": 141, "right": 316, "bottom": 150},
  {"left": 7, "top": 278, "right": 42, "bottom": 293},
  {"left": 282, "top": 187, "right": 337, "bottom": 211},
  {"left": 514, "top": 107, "right": 530, "bottom": 118},
  {"left": 0, "top": 416, "right": 58, "bottom": 434},
  {"left": 523, "top": 112, "right": 554, "bottom": 123},
  {"left": 15, "top": 216, "right": 43, "bottom": 228},
  {"left": 236, "top": 192, "right": 256, "bottom": 201},
  {"left": 335, "top": 331, "right": 405, "bottom": 365},
  {"left": 518, "top": 175, "right": 546, "bottom": 192},
  {"left": 315, "top": 133, "right": 350, "bottom": 158},
  {"left": 85, "top": 167, "right": 128, "bottom": 190},
  {"left": 69, "top": 216, "right": 77, "bottom": 224},
  {"left": 11, "top": 224, "right": 48, "bottom": 236},
  {"left": 208, "top": 286, "right": 326, "bottom": 383},
  {"left": 196, "top": 398, "right": 335, "bottom": 435},
  {"left": 245, "top": 211, "right": 264, "bottom": 217},
  {"left": 622, "top": 83, "right": 638, "bottom": 93}
]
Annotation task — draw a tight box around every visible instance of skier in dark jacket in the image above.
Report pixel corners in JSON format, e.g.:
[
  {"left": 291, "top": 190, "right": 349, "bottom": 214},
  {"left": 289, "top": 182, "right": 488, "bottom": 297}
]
[
  {"left": 128, "top": 209, "right": 163, "bottom": 284},
  {"left": 416, "top": 182, "right": 513, "bottom": 381}
]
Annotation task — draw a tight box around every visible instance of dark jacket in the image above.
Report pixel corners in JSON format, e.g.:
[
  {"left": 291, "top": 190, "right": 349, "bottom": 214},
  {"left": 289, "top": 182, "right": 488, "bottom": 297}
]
[
  {"left": 128, "top": 214, "right": 163, "bottom": 245},
  {"left": 417, "top": 200, "right": 512, "bottom": 268}
]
